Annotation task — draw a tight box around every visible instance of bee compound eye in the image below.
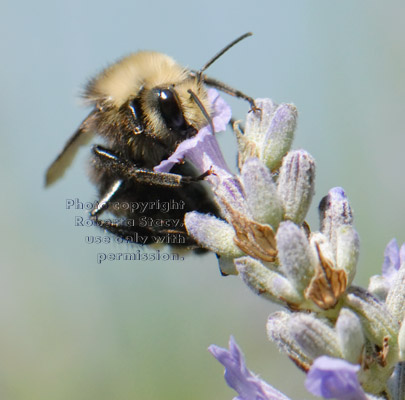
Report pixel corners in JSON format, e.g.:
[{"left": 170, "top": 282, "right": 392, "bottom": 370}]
[{"left": 156, "top": 88, "right": 189, "bottom": 133}]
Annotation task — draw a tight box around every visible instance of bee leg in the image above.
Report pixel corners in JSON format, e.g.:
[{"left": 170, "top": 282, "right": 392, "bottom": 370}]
[
  {"left": 92, "top": 145, "right": 199, "bottom": 187},
  {"left": 90, "top": 179, "right": 123, "bottom": 217}
]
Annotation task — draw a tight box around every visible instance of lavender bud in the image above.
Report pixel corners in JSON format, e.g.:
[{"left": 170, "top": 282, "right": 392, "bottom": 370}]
[
  {"left": 344, "top": 287, "right": 398, "bottom": 345},
  {"left": 382, "top": 238, "right": 402, "bottom": 284},
  {"left": 276, "top": 221, "right": 315, "bottom": 293},
  {"left": 241, "top": 157, "right": 283, "bottom": 228},
  {"left": 335, "top": 308, "right": 365, "bottom": 364},
  {"left": 244, "top": 98, "right": 278, "bottom": 138},
  {"left": 261, "top": 103, "right": 297, "bottom": 171},
  {"left": 319, "top": 187, "right": 353, "bottom": 251},
  {"left": 386, "top": 262, "right": 405, "bottom": 324},
  {"left": 267, "top": 311, "right": 312, "bottom": 371},
  {"left": 277, "top": 150, "right": 315, "bottom": 225},
  {"left": 235, "top": 98, "right": 278, "bottom": 167},
  {"left": 288, "top": 313, "right": 342, "bottom": 360},
  {"left": 335, "top": 225, "right": 360, "bottom": 285},
  {"left": 185, "top": 212, "right": 244, "bottom": 259},
  {"left": 235, "top": 256, "right": 302, "bottom": 305},
  {"left": 237, "top": 100, "right": 297, "bottom": 171},
  {"left": 213, "top": 176, "right": 251, "bottom": 221}
]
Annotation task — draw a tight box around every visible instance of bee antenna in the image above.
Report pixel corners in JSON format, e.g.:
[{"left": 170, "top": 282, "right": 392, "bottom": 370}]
[
  {"left": 187, "top": 89, "right": 215, "bottom": 134},
  {"left": 197, "top": 32, "right": 253, "bottom": 83}
]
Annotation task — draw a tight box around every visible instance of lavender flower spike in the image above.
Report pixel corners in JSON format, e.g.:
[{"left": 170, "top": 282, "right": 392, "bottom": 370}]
[
  {"left": 305, "top": 356, "right": 368, "bottom": 400},
  {"left": 209, "top": 336, "right": 291, "bottom": 400}
]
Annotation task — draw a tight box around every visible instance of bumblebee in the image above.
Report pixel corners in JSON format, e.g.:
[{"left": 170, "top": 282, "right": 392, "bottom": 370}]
[{"left": 46, "top": 33, "right": 254, "bottom": 247}]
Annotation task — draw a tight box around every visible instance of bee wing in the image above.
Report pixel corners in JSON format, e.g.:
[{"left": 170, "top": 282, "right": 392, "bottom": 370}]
[{"left": 45, "top": 111, "right": 97, "bottom": 186}]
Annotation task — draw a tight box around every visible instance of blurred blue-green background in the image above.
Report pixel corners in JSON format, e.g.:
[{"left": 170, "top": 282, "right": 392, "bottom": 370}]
[{"left": 1, "top": 1, "right": 405, "bottom": 399}]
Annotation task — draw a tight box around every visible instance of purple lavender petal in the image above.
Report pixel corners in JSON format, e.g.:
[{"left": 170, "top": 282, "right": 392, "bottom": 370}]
[
  {"left": 305, "top": 356, "right": 367, "bottom": 400},
  {"left": 154, "top": 158, "right": 178, "bottom": 173},
  {"left": 382, "top": 238, "right": 400, "bottom": 283},
  {"left": 400, "top": 243, "right": 405, "bottom": 266},
  {"left": 328, "top": 187, "right": 346, "bottom": 200},
  {"left": 207, "top": 88, "right": 232, "bottom": 132},
  {"left": 154, "top": 127, "right": 229, "bottom": 174},
  {"left": 209, "top": 337, "right": 291, "bottom": 400},
  {"left": 154, "top": 89, "right": 231, "bottom": 174}
]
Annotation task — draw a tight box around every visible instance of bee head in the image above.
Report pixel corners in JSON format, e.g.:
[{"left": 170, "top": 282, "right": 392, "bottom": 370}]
[{"left": 140, "top": 75, "right": 211, "bottom": 145}]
